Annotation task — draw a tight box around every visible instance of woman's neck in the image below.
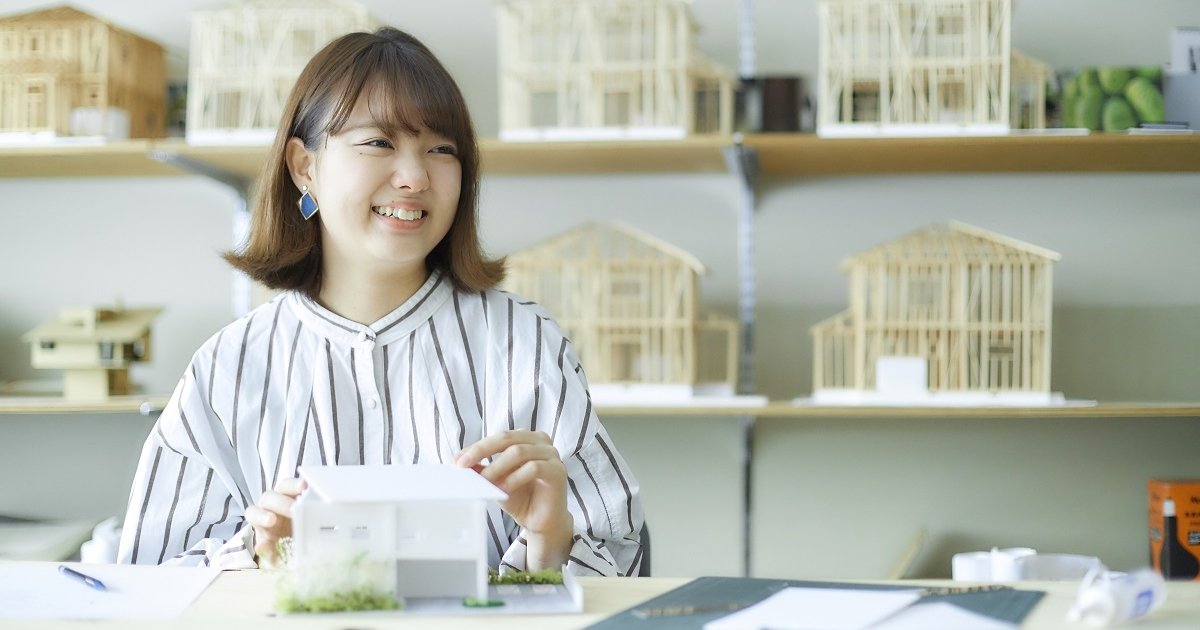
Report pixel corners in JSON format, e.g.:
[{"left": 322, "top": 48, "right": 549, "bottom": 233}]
[{"left": 317, "top": 262, "right": 429, "bottom": 326}]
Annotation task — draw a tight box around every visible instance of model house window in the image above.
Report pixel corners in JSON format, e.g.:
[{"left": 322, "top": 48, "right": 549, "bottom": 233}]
[
  {"left": 40, "top": 341, "right": 55, "bottom": 351},
  {"left": 99, "top": 342, "right": 114, "bottom": 362},
  {"left": 531, "top": 91, "right": 558, "bottom": 127},
  {"left": 604, "top": 90, "right": 631, "bottom": 126},
  {"left": 292, "top": 29, "right": 314, "bottom": 56},
  {"left": 851, "top": 82, "right": 881, "bottom": 122}
]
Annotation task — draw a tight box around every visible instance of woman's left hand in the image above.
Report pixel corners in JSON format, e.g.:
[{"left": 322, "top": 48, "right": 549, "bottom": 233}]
[{"left": 455, "top": 429, "right": 573, "bottom": 569}]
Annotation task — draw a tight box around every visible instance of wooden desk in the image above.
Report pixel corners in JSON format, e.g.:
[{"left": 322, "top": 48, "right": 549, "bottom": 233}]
[{"left": 6, "top": 570, "right": 1200, "bottom": 628}]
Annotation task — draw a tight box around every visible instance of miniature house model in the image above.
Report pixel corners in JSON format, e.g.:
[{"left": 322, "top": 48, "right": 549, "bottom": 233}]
[
  {"left": 496, "top": 0, "right": 735, "bottom": 140},
  {"left": 293, "top": 464, "right": 507, "bottom": 602},
  {"left": 816, "top": 0, "right": 1050, "bottom": 136},
  {"left": 0, "top": 6, "right": 165, "bottom": 143},
  {"left": 503, "top": 222, "right": 740, "bottom": 401},
  {"left": 810, "top": 222, "right": 1062, "bottom": 405},
  {"left": 187, "top": 0, "right": 377, "bottom": 145},
  {"left": 22, "top": 305, "right": 162, "bottom": 401}
]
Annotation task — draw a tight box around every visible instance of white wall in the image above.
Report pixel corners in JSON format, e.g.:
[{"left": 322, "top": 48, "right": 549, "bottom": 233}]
[{"left": 1, "top": 0, "right": 1198, "bottom": 578}]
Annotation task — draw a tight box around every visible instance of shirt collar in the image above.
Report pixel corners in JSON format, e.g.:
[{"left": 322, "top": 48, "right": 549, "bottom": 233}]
[{"left": 287, "top": 270, "right": 453, "bottom": 346}]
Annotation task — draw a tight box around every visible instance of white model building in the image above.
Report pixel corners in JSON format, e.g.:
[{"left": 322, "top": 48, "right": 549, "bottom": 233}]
[
  {"left": 0, "top": 6, "right": 165, "bottom": 143},
  {"left": 496, "top": 0, "right": 735, "bottom": 140},
  {"left": 186, "top": 0, "right": 377, "bottom": 144},
  {"left": 22, "top": 305, "right": 162, "bottom": 401},
  {"left": 503, "top": 222, "right": 749, "bottom": 404},
  {"left": 817, "top": 0, "right": 1051, "bottom": 137},
  {"left": 809, "top": 222, "right": 1062, "bottom": 405},
  {"left": 292, "top": 464, "right": 507, "bottom": 602}
]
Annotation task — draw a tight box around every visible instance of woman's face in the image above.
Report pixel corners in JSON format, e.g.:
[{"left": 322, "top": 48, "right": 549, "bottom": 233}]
[{"left": 305, "top": 92, "right": 461, "bottom": 281}]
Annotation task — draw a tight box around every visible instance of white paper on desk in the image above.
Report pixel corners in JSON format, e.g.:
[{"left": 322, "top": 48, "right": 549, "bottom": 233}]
[
  {"left": 0, "top": 562, "right": 220, "bottom": 619},
  {"left": 704, "top": 587, "right": 922, "bottom": 630},
  {"left": 871, "top": 601, "right": 1015, "bottom": 629}
]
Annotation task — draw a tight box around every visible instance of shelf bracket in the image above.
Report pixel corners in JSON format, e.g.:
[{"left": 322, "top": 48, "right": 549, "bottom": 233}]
[{"left": 148, "top": 151, "right": 255, "bottom": 317}]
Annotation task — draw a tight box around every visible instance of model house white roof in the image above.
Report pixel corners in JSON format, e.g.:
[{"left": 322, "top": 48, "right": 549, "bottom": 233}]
[
  {"left": 842, "top": 221, "right": 1061, "bottom": 269},
  {"left": 298, "top": 464, "right": 508, "bottom": 503},
  {"left": 22, "top": 307, "right": 162, "bottom": 344}
]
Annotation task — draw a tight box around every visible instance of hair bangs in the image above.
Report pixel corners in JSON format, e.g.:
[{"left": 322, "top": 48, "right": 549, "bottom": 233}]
[{"left": 322, "top": 43, "right": 469, "bottom": 143}]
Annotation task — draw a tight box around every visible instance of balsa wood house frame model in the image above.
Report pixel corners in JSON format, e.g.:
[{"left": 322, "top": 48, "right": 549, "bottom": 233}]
[
  {"left": 496, "top": 0, "right": 735, "bottom": 140},
  {"left": 22, "top": 305, "right": 162, "bottom": 401},
  {"left": 292, "top": 465, "right": 507, "bottom": 602},
  {"left": 810, "top": 222, "right": 1061, "bottom": 405},
  {"left": 186, "top": 0, "right": 377, "bottom": 145},
  {"left": 0, "top": 6, "right": 165, "bottom": 142},
  {"left": 503, "top": 222, "right": 739, "bottom": 400},
  {"left": 816, "top": 0, "right": 1050, "bottom": 137}
]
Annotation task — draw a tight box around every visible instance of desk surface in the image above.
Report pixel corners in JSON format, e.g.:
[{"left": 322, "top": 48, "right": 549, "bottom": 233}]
[{"left": 6, "top": 570, "right": 1200, "bottom": 629}]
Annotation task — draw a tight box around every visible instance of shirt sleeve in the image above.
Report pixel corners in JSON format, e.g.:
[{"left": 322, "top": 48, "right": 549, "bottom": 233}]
[
  {"left": 116, "top": 357, "right": 257, "bottom": 569},
  {"left": 490, "top": 295, "right": 646, "bottom": 577}
]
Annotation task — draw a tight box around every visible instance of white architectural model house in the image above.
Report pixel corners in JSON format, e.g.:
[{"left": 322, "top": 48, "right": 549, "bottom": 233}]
[
  {"left": 816, "top": 0, "right": 1051, "bottom": 137},
  {"left": 496, "top": 0, "right": 735, "bottom": 140},
  {"left": 809, "top": 222, "right": 1064, "bottom": 405},
  {"left": 503, "top": 222, "right": 759, "bottom": 406},
  {"left": 22, "top": 305, "right": 162, "bottom": 401},
  {"left": 292, "top": 464, "right": 507, "bottom": 603},
  {"left": 186, "top": 0, "right": 377, "bottom": 144}
]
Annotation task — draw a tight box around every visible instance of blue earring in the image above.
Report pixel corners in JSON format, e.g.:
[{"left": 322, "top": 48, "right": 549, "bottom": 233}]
[{"left": 298, "top": 185, "right": 319, "bottom": 220}]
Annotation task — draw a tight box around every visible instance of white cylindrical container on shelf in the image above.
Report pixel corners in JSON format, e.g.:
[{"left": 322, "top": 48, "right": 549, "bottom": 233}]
[{"left": 1066, "top": 567, "right": 1167, "bottom": 627}]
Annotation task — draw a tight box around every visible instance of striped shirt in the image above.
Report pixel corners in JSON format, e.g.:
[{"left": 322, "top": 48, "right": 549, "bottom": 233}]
[{"left": 116, "top": 270, "right": 644, "bottom": 577}]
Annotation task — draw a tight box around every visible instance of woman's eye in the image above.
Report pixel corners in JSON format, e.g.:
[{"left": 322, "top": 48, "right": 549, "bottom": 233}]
[
  {"left": 362, "top": 138, "right": 393, "bottom": 149},
  {"left": 431, "top": 144, "right": 458, "bottom": 156}
]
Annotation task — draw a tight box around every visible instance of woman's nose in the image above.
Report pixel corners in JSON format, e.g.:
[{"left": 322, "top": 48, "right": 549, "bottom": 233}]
[{"left": 390, "top": 153, "right": 430, "bottom": 191}]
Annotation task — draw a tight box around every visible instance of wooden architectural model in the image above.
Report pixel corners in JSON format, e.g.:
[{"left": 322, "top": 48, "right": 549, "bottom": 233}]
[
  {"left": 22, "top": 305, "right": 162, "bottom": 401},
  {"left": 816, "top": 0, "right": 1051, "bottom": 137},
  {"left": 496, "top": 0, "right": 734, "bottom": 140},
  {"left": 0, "top": 6, "right": 165, "bottom": 143},
  {"left": 503, "top": 222, "right": 740, "bottom": 402},
  {"left": 810, "top": 222, "right": 1062, "bottom": 405},
  {"left": 187, "top": 0, "right": 377, "bottom": 145}
]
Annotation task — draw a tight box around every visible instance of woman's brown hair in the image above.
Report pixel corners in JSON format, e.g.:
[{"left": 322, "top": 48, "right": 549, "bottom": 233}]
[{"left": 224, "top": 27, "right": 504, "bottom": 295}]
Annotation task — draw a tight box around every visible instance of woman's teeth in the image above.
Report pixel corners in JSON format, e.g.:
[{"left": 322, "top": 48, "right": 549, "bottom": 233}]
[{"left": 372, "top": 206, "right": 426, "bottom": 221}]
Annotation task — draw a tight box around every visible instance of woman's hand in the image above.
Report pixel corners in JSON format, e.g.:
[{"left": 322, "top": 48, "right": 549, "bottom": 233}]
[
  {"left": 245, "top": 477, "right": 306, "bottom": 567},
  {"left": 455, "top": 430, "right": 573, "bottom": 570}
]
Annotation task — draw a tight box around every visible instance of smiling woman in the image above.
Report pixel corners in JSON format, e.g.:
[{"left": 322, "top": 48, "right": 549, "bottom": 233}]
[{"left": 115, "top": 27, "right": 645, "bottom": 582}]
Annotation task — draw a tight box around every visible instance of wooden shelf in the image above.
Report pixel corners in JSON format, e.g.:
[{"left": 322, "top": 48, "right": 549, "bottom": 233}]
[
  {"left": 0, "top": 140, "right": 179, "bottom": 177},
  {"left": 0, "top": 395, "right": 168, "bottom": 415},
  {"left": 746, "top": 133, "right": 1200, "bottom": 176},
  {"left": 6, "top": 133, "right": 1197, "bottom": 180}
]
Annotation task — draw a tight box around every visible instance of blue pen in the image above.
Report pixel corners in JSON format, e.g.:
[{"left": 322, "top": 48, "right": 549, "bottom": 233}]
[{"left": 58, "top": 565, "right": 108, "bottom": 592}]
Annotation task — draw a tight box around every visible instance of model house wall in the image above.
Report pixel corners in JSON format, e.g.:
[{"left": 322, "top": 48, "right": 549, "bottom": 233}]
[
  {"left": 293, "top": 464, "right": 506, "bottom": 601},
  {"left": 816, "top": 0, "right": 1049, "bottom": 136},
  {"left": 22, "top": 306, "right": 161, "bottom": 401},
  {"left": 0, "top": 6, "right": 165, "bottom": 141},
  {"left": 497, "top": 0, "right": 734, "bottom": 140},
  {"left": 811, "top": 222, "right": 1059, "bottom": 402},
  {"left": 503, "top": 222, "right": 739, "bottom": 396},
  {"left": 186, "top": 0, "right": 377, "bottom": 144}
]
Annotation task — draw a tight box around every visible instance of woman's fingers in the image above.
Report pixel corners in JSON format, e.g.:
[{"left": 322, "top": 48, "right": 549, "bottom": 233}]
[{"left": 455, "top": 429, "right": 551, "bottom": 469}]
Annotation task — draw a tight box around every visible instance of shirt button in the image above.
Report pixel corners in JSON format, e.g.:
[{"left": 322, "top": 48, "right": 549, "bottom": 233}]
[
  {"left": 357, "top": 331, "right": 369, "bottom": 343},
  {"left": 367, "top": 398, "right": 379, "bottom": 409}
]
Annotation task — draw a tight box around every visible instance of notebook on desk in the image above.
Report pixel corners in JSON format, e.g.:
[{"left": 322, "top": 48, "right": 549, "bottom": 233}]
[{"left": 585, "top": 576, "right": 1045, "bottom": 629}]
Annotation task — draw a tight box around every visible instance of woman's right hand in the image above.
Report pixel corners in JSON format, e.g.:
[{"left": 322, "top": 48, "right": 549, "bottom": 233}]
[{"left": 245, "top": 477, "right": 307, "bottom": 567}]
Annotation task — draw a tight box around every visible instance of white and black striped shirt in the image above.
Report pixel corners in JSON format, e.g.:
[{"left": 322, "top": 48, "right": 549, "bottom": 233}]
[{"left": 116, "top": 270, "right": 644, "bottom": 577}]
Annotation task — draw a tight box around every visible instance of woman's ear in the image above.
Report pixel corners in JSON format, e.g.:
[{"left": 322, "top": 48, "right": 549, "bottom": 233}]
[{"left": 285, "top": 137, "right": 315, "bottom": 190}]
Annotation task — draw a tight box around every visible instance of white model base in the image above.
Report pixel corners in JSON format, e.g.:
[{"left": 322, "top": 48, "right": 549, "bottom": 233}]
[
  {"left": 799, "top": 389, "right": 1090, "bottom": 407},
  {"left": 589, "top": 383, "right": 767, "bottom": 407},
  {"left": 186, "top": 128, "right": 276, "bottom": 146},
  {"left": 500, "top": 126, "right": 687, "bottom": 142},
  {"left": 817, "top": 123, "right": 1010, "bottom": 138}
]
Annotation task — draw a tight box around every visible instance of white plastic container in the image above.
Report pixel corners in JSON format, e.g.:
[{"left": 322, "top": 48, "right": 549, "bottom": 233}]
[{"left": 1066, "top": 567, "right": 1167, "bottom": 627}]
